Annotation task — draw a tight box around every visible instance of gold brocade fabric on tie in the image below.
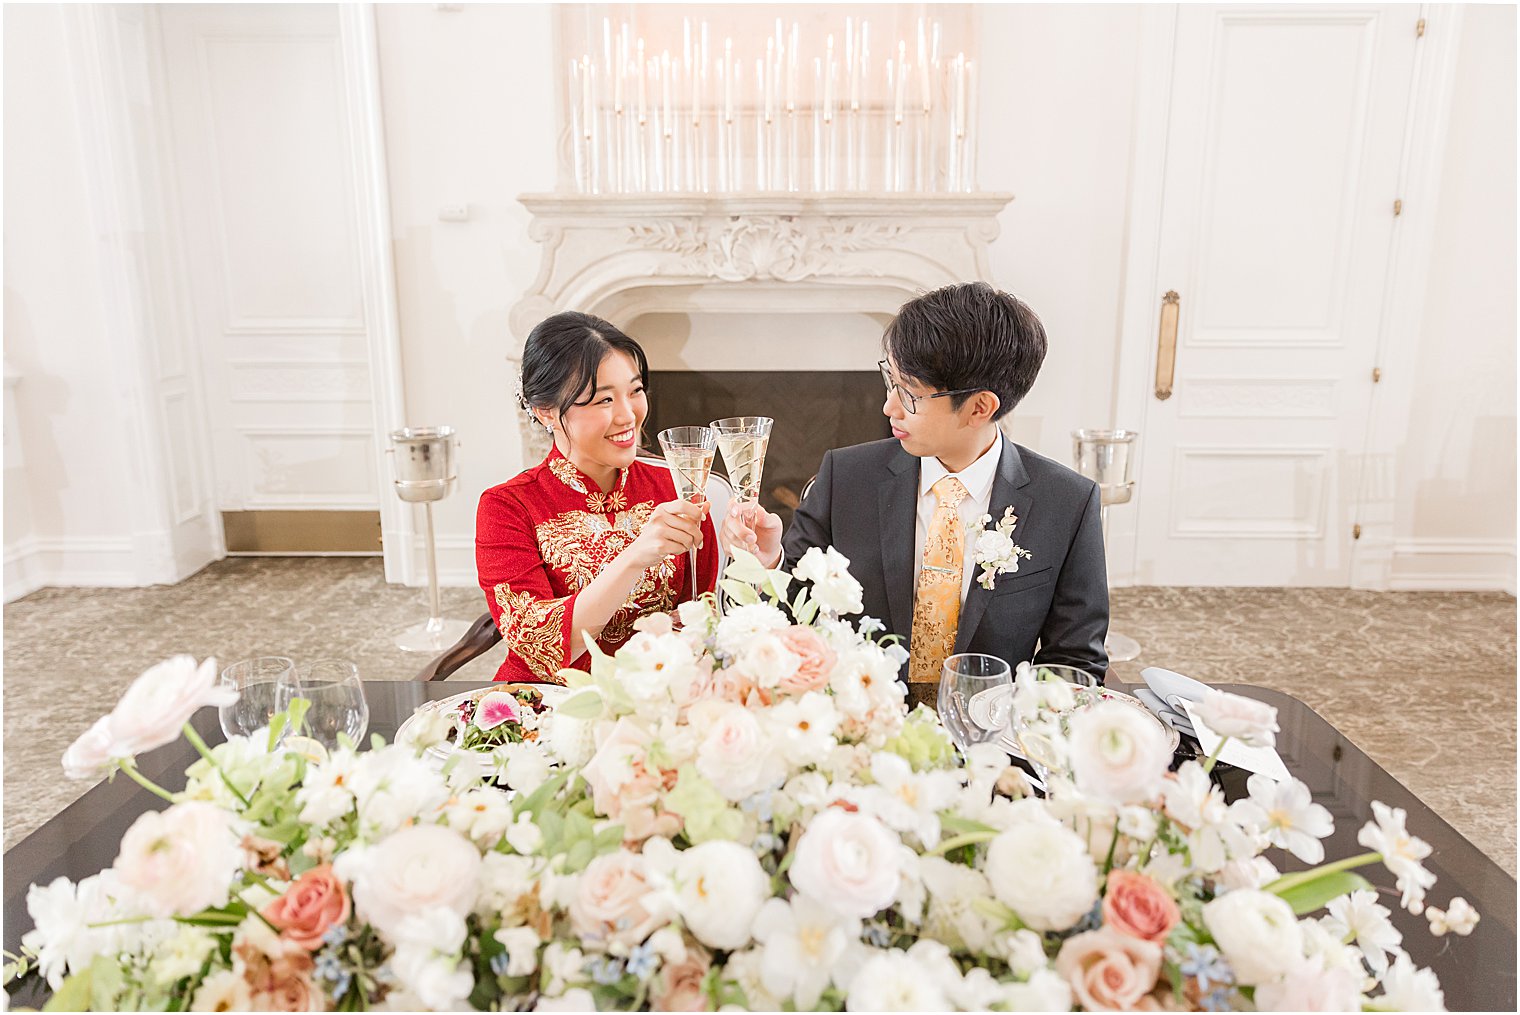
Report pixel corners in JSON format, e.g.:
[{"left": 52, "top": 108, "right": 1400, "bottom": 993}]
[{"left": 908, "top": 476, "right": 969, "bottom": 684}]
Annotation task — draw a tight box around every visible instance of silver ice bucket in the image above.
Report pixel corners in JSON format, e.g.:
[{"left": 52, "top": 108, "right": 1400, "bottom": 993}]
[
  {"left": 1072, "top": 428, "right": 1138, "bottom": 506},
  {"left": 389, "top": 426, "right": 457, "bottom": 503}
]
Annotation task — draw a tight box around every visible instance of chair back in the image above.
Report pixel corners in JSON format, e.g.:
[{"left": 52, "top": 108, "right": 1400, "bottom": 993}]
[{"left": 637, "top": 455, "right": 733, "bottom": 575}]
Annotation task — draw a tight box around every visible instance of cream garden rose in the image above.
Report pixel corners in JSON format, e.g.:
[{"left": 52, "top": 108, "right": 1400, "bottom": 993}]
[
  {"left": 789, "top": 808, "right": 902, "bottom": 919},
  {"left": 1067, "top": 700, "right": 1172, "bottom": 805},
  {"left": 347, "top": 824, "right": 481, "bottom": 941}
]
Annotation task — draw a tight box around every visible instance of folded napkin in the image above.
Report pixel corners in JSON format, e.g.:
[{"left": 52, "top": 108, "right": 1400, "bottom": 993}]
[{"left": 1136, "top": 666, "right": 1212, "bottom": 736}]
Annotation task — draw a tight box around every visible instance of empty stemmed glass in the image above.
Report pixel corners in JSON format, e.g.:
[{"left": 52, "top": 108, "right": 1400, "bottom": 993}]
[
  {"left": 937, "top": 653, "right": 1014, "bottom": 753},
  {"left": 656, "top": 426, "right": 718, "bottom": 600},
  {"left": 275, "top": 659, "right": 369, "bottom": 754},
  {"left": 218, "top": 656, "right": 297, "bottom": 740}
]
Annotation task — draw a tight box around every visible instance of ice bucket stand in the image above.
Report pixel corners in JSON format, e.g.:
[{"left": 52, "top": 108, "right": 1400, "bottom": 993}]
[
  {"left": 388, "top": 426, "right": 473, "bottom": 653},
  {"left": 1072, "top": 428, "right": 1142, "bottom": 664}
]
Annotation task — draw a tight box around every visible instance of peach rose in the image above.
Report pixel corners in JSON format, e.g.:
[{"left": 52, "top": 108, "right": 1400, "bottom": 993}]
[
  {"left": 651, "top": 943, "right": 712, "bottom": 1011},
  {"left": 262, "top": 864, "right": 351, "bottom": 950},
  {"left": 775, "top": 626, "right": 837, "bottom": 696},
  {"left": 1103, "top": 870, "right": 1180, "bottom": 945},
  {"left": 1055, "top": 927, "right": 1163, "bottom": 1011},
  {"left": 570, "top": 851, "right": 668, "bottom": 948}
]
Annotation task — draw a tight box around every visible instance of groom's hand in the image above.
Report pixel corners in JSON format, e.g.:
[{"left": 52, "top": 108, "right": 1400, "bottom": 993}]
[{"left": 720, "top": 502, "right": 783, "bottom": 569}]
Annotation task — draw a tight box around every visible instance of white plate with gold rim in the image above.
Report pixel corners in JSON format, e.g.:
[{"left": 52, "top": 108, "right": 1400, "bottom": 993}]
[{"left": 397, "top": 683, "right": 569, "bottom": 781}]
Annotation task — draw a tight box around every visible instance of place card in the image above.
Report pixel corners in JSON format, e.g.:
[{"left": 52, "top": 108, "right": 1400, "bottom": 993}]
[{"left": 1176, "top": 697, "right": 1292, "bottom": 783}]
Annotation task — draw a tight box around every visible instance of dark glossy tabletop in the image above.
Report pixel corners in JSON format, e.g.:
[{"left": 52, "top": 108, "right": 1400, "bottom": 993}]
[{"left": 6, "top": 681, "right": 1515, "bottom": 1011}]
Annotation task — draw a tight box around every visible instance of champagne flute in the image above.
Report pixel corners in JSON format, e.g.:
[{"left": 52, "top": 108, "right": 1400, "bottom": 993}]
[
  {"left": 656, "top": 425, "right": 717, "bottom": 600},
  {"left": 218, "top": 656, "right": 296, "bottom": 740},
  {"left": 275, "top": 658, "right": 369, "bottom": 754},
  {"left": 937, "top": 653, "right": 1014, "bottom": 753},
  {"left": 710, "top": 417, "right": 773, "bottom": 588}
]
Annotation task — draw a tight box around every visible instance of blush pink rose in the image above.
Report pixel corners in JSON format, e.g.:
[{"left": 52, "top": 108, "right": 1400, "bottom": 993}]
[
  {"left": 775, "top": 626, "right": 837, "bottom": 696},
  {"left": 570, "top": 851, "right": 667, "bottom": 948},
  {"left": 1055, "top": 927, "right": 1164, "bottom": 1012},
  {"left": 1103, "top": 870, "right": 1180, "bottom": 945},
  {"left": 651, "top": 943, "right": 712, "bottom": 1011},
  {"left": 262, "top": 864, "right": 350, "bottom": 950}
]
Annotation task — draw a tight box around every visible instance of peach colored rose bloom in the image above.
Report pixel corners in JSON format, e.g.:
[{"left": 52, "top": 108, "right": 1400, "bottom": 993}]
[
  {"left": 775, "top": 626, "right": 836, "bottom": 696},
  {"left": 1103, "top": 870, "right": 1180, "bottom": 945},
  {"left": 651, "top": 943, "right": 712, "bottom": 1011},
  {"left": 1056, "top": 927, "right": 1164, "bottom": 1011},
  {"left": 262, "top": 864, "right": 351, "bottom": 951},
  {"left": 570, "top": 851, "right": 666, "bottom": 949}
]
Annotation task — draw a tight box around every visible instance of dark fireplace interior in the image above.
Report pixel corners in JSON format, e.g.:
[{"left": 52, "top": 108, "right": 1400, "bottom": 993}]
[{"left": 645, "top": 371, "right": 892, "bottom": 527}]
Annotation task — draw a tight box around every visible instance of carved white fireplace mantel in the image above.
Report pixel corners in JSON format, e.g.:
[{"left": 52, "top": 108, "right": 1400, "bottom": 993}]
[{"left": 507, "top": 192, "right": 1015, "bottom": 360}]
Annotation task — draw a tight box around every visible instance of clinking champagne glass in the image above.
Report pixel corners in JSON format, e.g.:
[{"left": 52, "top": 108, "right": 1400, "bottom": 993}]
[
  {"left": 657, "top": 426, "right": 717, "bottom": 600},
  {"left": 710, "top": 416, "right": 774, "bottom": 582}
]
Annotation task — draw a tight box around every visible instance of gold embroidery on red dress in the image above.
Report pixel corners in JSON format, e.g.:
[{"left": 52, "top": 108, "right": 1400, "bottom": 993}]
[
  {"left": 493, "top": 585, "right": 570, "bottom": 683},
  {"left": 548, "top": 455, "right": 633, "bottom": 513},
  {"left": 547, "top": 456, "right": 587, "bottom": 495},
  {"left": 535, "top": 505, "right": 656, "bottom": 590}
]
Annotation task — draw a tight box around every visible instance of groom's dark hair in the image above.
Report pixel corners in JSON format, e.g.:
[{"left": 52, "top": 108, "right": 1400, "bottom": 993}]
[{"left": 884, "top": 282, "right": 1047, "bottom": 420}]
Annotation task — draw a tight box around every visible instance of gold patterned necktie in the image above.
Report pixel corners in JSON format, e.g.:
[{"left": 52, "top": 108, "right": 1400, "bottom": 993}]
[{"left": 908, "top": 475, "right": 969, "bottom": 684}]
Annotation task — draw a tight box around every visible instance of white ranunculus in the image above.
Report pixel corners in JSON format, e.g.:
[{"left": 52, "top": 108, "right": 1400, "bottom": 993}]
[
  {"left": 1193, "top": 688, "right": 1280, "bottom": 749},
  {"left": 690, "top": 700, "right": 786, "bottom": 801},
  {"left": 732, "top": 634, "right": 801, "bottom": 690},
  {"left": 351, "top": 824, "right": 481, "bottom": 941},
  {"left": 61, "top": 716, "right": 116, "bottom": 780},
  {"left": 672, "top": 840, "right": 768, "bottom": 950},
  {"left": 113, "top": 802, "right": 242, "bottom": 918},
  {"left": 844, "top": 948, "right": 952, "bottom": 1011},
  {"left": 1067, "top": 700, "right": 1172, "bottom": 805},
  {"left": 789, "top": 808, "right": 903, "bottom": 919},
  {"left": 715, "top": 602, "right": 790, "bottom": 656},
  {"left": 1202, "top": 889, "right": 1305, "bottom": 986},
  {"left": 105, "top": 656, "right": 236, "bottom": 759},
  {"left": 1255, "top": 958, "right": 1363, "bottom": 1012},
  {"left": 794, "top": 546, "right": 865, "bottom": 616},
  {"left": 984, "top": 819, "right": 1099, "bottom": 932}
]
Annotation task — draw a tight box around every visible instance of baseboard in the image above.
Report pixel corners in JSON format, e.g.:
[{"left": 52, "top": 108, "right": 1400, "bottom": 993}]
[
  {"left": 3, "top": 536, "right": 141, "bottom": 602},
  {"left": 1389, "top": 539, "right": 1517, "bottom": 593}
]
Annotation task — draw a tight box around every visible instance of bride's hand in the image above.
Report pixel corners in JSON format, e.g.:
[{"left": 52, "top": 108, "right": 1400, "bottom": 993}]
[
  {"left": 719, "top": 501, "right": 783, "bottom": 568},
  {"left": 625, "top": 499, "right": 707, "bottom": 570}
]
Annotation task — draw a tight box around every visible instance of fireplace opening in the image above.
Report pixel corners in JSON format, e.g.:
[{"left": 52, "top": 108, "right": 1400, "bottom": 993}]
[{"left": 644, "top": 371, "right": 891, "bottom": 527}]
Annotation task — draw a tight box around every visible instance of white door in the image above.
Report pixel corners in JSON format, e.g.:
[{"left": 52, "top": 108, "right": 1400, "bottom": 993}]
[
  {"left": 1130, "top": 5, "right": 1422, "bottom": 586},
  {"left": 159, "top": 5, "right": 382, "bottom": 522}
]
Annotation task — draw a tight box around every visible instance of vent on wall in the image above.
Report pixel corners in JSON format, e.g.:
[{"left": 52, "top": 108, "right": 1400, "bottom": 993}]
[{"left": 223, "top": 512, "right": 382, "bottom": 555}]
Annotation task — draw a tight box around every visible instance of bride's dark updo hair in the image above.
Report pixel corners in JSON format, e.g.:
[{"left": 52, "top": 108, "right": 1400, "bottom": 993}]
[{"left": 519, "top": 312, "right": 650, "bottom": 432}]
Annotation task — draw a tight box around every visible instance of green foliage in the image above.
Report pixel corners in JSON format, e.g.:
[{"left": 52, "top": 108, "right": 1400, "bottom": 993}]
[
  {"left": 1268, "top": 870, "right": 1373, "bottom": 916},
  {"left": 665, "top": 765, "right": 744, "bottom": 843}
]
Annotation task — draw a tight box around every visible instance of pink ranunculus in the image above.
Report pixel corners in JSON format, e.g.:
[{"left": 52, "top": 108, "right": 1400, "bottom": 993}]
[
  {"left": 651, "top": 942, "right": 712, "bottom": 1011},
  {"left": 474, "top": 690, "right": 521, "bottom": 730},
  {"left": 113, "top": 802, "right": 244, "bottom": 917},
  {"left": 1193, "top": 689, "right": 1279, "bottom": 749},
  {"left": 569, "top": 851, "right": 667, "bottom": 949},
  {"left": 1103, "top": 870, "right": 1180, "bottom": 945},
  {"left": 261, "top": 864, "right": 350, "bottom": 950},
  {"left": 107, "top": 656, "right": 237, "bottom": 758},
  {"left": 62, "top": 716, "right": 116, "bottom": 780},
  {"left": 1055, "top": 927, "right": 1164, "bottom": 1011},
  {"left": 775, "top": 626, "right": 837, "bottom": 696}
]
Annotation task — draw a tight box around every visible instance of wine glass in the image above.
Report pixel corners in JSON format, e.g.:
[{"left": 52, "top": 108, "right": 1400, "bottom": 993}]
[
  {"left": 936, "top": 653, "right": 1014, "bottom": 752},
  {"left": 218, "top": 656, "right": 296, "bottom": 740},
  {"left": 711, "top": 416, "right": 774, "bottom": 591},
  {"left": 275, "top": 659, "right": 369, "bottom": 753},
  {"left": 656, "top": 425, "right": 717, "bottom": 600}
]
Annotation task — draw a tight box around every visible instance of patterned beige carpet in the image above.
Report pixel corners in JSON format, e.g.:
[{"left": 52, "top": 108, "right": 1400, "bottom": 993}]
[{"left": 4, "top": 557, "right": 1514, "bottom": 872}]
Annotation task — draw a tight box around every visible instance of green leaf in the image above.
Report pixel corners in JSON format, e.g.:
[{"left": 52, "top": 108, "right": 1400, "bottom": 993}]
[
  {"left": 760, "top": 570, "right": 794, "bottom": 604},
  {"left": 44, "top": 967, "right": 94, "bottom": 1012},
  {"left": 723, "top": 546, "right": 768, "bottom": 583},
  {"left": 938, "top": 814, "right": 998, "bottom": 837},
  {"left": 1269, "top": 870, "right": 1374, "bottom": 916},
  {"left": 557, "top": 689, "right": 604, "bottom": 721},
  {"left": 719, "top": 578, "right": 761, "bottom": 607},
  {"left": 513, "top": 771, "right": 570, "bottom": 820}
]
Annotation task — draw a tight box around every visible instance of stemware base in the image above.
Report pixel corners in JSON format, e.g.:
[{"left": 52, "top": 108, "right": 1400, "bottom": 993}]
[
  {"left": 395, "top": 616, "right": 476, "bottom": 653},
  {"left": 1106, "top": 631, "right": 1142, "bottom": 663}
]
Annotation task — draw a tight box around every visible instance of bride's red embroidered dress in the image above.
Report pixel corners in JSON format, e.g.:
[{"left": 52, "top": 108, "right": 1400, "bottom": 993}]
[{"left": 475, "top": 447, "right": 718, "bottom": 683}]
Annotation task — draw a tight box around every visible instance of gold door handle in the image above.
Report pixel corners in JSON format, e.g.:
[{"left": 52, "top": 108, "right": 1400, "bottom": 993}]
[{"left": 1154, "top": 290, "right": 1180, "bottom": 401}]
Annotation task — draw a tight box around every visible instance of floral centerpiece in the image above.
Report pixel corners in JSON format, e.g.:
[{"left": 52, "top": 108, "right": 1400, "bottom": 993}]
[{"left": 7, "top": 548, "right": 1477, "bottom": 1012}]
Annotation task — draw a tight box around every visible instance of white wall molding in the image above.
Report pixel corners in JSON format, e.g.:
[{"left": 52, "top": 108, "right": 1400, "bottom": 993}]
[
  {"left": 4, "top": 537, "right": 142, "bottom": 602},
  {"left": 1389, "top": 539, "right": 1517, "bottom": 593}
]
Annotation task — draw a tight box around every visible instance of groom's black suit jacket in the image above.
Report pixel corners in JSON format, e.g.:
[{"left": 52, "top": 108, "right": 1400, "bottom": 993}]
[{"left": 782, "top": 435, "right": 1110, "bottom": 683}]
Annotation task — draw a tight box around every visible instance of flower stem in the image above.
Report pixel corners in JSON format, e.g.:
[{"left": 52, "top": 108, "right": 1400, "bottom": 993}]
[
  {"left": 182, "top": 722, "right": 252, "bottom": 808},
  {"left": 1264, "top": 851, "right": 1383, "bottom": 895},
  {"left": 929, "top": 830, "right": 999, "bottom": 856},
  {"left": 1200, "top": 735, "right": 1231, "bottom": 775},
  {"left": 117, "top": 761, "right": 177, "bottom": 803}
]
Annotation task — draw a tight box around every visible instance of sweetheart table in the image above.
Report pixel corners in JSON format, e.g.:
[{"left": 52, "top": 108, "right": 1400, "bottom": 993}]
[{"left": 5, "top": 680, "right": 1514, "bottom": 1011}]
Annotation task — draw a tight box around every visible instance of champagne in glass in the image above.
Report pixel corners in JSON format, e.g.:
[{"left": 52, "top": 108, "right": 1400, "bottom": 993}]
[
  {"left": 656, "top": 426, "right": 718, "bottom": 599},
  {"left": 710, "top": 416, "right": 773, "bottom": 504}
]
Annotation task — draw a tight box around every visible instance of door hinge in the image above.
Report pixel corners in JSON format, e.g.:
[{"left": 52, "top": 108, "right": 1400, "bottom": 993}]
[
  {"left": 1393, "top": 199, "right": 1403, "bottom": 216},
  {"left": 1353, "top": 523, "right": 1362, "bottom": 540},
  {"left": 1372, "top": 366, "right": 1382, "bottom": 383},
  {"left": 1416, "top": 17, "right": 1426, "bottom": 38}
]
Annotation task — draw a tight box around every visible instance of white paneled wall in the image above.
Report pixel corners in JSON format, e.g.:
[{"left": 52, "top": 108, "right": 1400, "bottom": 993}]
[{"left": 2, "top": 4, "right": 1513, "bottom": 597}]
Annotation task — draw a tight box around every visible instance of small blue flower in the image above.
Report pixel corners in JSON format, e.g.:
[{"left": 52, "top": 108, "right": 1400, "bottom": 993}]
[
  {"left": 490, "top": 952, "right": 511, "bottom": 978},
  {"left": 321, "top": 924, "right": 348, "bottom": 947},
  {"left": 589, "top": 956, "right": 625, "bottom": 986},
  {"left": 740, "top": 790, "right": 775, "bottom": 823},
  {"left": 862, "top": 923, "right": 892, "bottom": 948},
  {"left": 1179, "top": 943, "right": 1233, "bottom": 993},
  {"left": 1201, "top": 987, "right": 1233, "bottom": 1012},
  {"left": 624, "top": 943, "right": 658, "bottom": 981}
]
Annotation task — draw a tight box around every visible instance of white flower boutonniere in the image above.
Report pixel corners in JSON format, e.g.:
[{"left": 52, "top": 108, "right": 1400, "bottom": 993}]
[{"left": 967, "top": 507, "right": 1032, "bottom": 590}]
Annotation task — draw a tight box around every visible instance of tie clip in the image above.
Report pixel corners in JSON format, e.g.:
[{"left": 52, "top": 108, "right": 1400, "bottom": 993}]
[{"left": 922, "top": 564, "right": 958, "bottom": 575}]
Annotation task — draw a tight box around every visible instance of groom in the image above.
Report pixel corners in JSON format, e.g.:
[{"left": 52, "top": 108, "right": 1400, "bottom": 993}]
[{"left": 720, "top": 281, "right": 1110, "bottom": 688}]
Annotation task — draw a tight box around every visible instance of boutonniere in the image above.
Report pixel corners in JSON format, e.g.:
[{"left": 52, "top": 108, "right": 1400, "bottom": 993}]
[{"left": 966, "top": 507, "right": 1032, "bottom": 590}]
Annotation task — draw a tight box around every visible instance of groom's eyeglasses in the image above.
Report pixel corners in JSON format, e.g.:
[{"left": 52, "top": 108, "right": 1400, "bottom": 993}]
[{"left": 878, "top": 360, "right": 984, "bottom": 415}]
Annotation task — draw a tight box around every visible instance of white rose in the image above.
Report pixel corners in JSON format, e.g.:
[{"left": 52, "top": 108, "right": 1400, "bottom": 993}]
[
  {"left": 733, "top": 634, "right": 802, "bottom": 690},
  {"left": 1202, "top": 889, "right": 1305, "bottom": 986},
  {"left": 113, "top": 802, "right": 242, "bottom": 917},
  {"left": 672, "top": 840, "right": 768, "bottom": 950},
  {"left": 974, "top": 529, "right": 1015, "bottom": 563},
  {"left": 985, "top": 819, "right": 1099, "bottom": 932},
  {"left": 790, "top": 808, "right": 902, "bottom": 919},
  {"left": 845, "top": 948, "right": 951, "bottom": 1011},
  {"left": 690, "top": 700, "right": 785, "bottom": 801},
  {"left": 1067, "top": 700, "right": 1172, "bottom": 805},
  {"left": 351, "top": 824, "right": 481, "bottom": 940},
  {"left": 102, "top": 657, "right": 236, "bottom": 760},
  {"left": 1194, "top": 689, "right": 1280, "bottom": 749},
  {"left": 794, "top": 547, "right": 865, "bottom": 616}
]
